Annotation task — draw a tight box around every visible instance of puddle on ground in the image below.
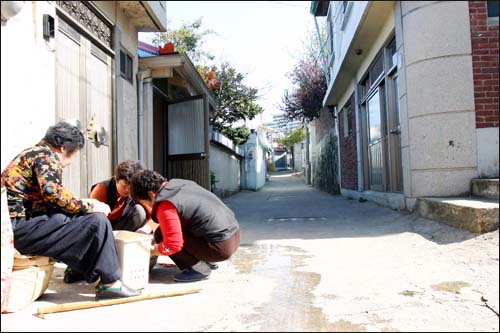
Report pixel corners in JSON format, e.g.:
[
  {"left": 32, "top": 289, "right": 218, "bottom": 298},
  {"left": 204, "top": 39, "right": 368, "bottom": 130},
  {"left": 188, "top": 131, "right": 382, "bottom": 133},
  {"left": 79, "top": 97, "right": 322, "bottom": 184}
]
[
  {"left": 431, "top": 281, "right": 471, "bottom": 294},
  {"left": 230, "top": 244, "right": 368, "bottom": 331}
]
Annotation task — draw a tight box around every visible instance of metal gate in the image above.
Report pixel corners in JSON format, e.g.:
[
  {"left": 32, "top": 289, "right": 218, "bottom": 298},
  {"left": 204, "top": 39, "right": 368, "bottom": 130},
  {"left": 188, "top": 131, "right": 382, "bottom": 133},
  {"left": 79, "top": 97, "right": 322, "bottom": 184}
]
[
  {"left": 55, "top": 17, "right": 113, "bottom": 197},
  {"left": 153, "top": 89, "right": 209, "bottom": 189}
]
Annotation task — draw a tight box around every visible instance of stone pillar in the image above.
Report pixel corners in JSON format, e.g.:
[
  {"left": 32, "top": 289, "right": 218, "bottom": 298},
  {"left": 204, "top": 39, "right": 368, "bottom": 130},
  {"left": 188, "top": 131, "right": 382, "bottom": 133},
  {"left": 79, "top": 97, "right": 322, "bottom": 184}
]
[{"left": 395, "top": 1, "right": 478, "bottom": 209}]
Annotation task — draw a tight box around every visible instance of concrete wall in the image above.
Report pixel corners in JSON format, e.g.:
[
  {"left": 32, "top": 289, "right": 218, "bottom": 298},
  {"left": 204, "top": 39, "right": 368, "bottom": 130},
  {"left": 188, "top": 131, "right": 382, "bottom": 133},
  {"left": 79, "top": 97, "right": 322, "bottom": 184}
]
[
  {"left": 396, "top": 1, "right": 478, "bottom": 207},
  {"left": 1, "top": 1, "right": 150, "bottom": 171},
  {"left": 209, "top": 143, "right": 241, "bottom": 198},
  {"left": 1, "top": 2, "right": 56, "bottom": 170},
  {"left": 292, "top": 142, "right": 304, "bottom": 172},
  {"left": 241, "top": 131, "right": 268, "bottom": 191},
  {"left": 477, "top": 127, "right": 499, "bottom": 178},
  {"left": 327, "top": 1, "right": 369, "bottom": 90}
]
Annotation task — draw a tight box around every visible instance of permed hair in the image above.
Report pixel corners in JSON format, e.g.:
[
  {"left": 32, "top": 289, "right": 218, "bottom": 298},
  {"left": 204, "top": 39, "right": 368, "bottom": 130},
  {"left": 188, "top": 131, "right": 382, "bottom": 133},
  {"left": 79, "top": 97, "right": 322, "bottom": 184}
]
[
  {"left": 42, "top": 121, "right": 85, "bottom": 155},
  {"left": 130, "top": 169, "right": 165, "bottom": 201},
  {"left": 115, "top": 160, "right": 145, "bottom": 183}
]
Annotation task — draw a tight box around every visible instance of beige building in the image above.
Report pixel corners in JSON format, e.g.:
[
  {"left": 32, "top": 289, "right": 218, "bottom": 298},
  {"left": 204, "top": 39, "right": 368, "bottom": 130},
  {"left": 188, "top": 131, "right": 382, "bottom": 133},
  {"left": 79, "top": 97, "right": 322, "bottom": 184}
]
[
  {"left": 310, "top": 1, "right": 498, "bottom": 230},
  {"left": 1, "top": 1, "right": 166, "bottom": 196}
]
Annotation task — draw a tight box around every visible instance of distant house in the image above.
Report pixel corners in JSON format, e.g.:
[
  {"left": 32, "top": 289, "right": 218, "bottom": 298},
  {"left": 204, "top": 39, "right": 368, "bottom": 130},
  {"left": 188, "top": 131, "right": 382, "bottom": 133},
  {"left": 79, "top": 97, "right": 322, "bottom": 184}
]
[{"left": 137, "top": 41, "right": 242, "bottom": 194}]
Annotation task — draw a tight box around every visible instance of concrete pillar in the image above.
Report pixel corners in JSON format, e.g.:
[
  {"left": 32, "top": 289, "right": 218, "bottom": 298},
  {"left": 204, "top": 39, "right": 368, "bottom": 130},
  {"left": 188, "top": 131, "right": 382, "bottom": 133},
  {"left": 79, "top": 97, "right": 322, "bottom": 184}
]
[{"left": 396, "top": 1, "right": 478, "bottom": 209}]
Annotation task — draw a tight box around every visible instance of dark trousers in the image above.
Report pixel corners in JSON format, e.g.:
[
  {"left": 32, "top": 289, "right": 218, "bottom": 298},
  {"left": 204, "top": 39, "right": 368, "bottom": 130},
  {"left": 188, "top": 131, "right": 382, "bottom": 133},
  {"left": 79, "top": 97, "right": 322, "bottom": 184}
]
[
  {"left": 112, "top": 204, "right": 146, "bottom": 232},
  {"left": 163, "top": 228, "right": 241, "bottom": 270},
  {"left": 11, "top": 213, "right": 121, "bottom": 284}
]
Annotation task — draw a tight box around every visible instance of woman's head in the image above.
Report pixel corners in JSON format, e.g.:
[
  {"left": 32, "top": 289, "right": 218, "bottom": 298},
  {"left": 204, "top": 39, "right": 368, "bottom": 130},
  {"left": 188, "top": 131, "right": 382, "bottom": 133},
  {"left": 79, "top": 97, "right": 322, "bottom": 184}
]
[
  {"left": 130, "top": 170, "right": 165, "bottom": 206},
  {"left": 43, "top": 121, "right": 85, "bottom": 154},
  {"left": 115, "top": 160, "right": 145, "bottom": 197},
  {"left": 43, "top": 121, "right": 85, "bottom": 167}
]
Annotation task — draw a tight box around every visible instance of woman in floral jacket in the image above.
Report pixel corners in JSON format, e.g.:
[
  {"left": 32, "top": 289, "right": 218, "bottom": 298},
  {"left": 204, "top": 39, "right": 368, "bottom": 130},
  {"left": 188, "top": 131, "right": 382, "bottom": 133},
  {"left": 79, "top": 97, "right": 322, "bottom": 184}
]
[{"left": 1, "top": 121, "right": 139, "bottom": 300}]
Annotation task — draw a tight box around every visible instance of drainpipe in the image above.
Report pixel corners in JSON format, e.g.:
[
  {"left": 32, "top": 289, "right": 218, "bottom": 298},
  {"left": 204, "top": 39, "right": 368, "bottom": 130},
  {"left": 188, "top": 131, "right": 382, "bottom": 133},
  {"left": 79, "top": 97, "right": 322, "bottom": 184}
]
[
  {"left": 137, "top": 69, "right": 151, "bottom": 162},
  {"left": 137, "top": 75, "right": 144, "bottom": 162}
]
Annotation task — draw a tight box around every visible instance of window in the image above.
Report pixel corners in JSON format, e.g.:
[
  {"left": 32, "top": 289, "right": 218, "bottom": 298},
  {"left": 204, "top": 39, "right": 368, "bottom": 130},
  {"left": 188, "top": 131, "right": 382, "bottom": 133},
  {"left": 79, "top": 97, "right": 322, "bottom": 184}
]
[
  {"left": 487, "top": 1, "right": 499, "bottom": 18},
  {"left": 488, "top": 0, "right": 499, "bottom": 24},
  {"left": 120, "top": 49, "right": 133, "bottom": 83},
  {"left": 341, "top": 1, "right": 353, "bottom": 31},
  {"left": 358, "top": 36, "right": 402, "bottom": 193},
  {"left": 342, "top": 1, "right": 349, "bottom": 14},
  {"left": 386, "top": 38, "right": 397, "bottom": 70},
  {"left": 342, "top": 98, "right": 353, "bottom": 138}
]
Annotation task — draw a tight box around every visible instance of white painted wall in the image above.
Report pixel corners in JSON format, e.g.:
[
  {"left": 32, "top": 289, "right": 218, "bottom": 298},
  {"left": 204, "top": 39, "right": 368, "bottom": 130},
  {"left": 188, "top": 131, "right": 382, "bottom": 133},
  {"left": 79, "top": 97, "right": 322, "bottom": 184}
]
[
  {"left": 241, "top": 131, "right": 268, "bottom": 191},
  {"left": 293, "top": 142, "right": 304, "bottom": 171},
  {"left": 1, "top": 2, "right": 56, "bottom": 170},
  {"left": 328, "top": 1, "right": 369, "bottom": 88},
  {"left": 209, "top": 143, "right": 241, "bottom": 197}
]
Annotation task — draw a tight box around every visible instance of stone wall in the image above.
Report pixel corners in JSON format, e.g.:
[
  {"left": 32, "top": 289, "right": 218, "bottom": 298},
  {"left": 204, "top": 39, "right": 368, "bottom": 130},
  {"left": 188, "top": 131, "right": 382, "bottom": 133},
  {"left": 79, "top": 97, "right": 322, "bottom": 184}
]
[{"left": 312, "top": 129, "right": 340, "bottom": 194}]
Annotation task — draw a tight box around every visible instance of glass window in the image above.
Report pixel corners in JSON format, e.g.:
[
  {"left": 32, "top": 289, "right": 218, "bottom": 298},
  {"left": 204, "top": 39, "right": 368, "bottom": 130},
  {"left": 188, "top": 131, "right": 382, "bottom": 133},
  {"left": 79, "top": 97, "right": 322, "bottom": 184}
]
[
  {"left": 368, "top": 90, "right": 381, "bottom": 144},
  {"left": 393, "top": 76, "right": 400, "bottom": 127},
  {"left": 387, "top": 38, "right": 397, "bottom": 69},
  {"left": 120, "top": 49, "right": 133, "bottom": 83},
  {"left": 342, "top": 102, "right": 352, "bottom": 138},
  {"left": 370, "top": 54, "right": 384, "bottom": 83},
  {"left": 487, "top": 1, "right": 499, "bottom": 18}
]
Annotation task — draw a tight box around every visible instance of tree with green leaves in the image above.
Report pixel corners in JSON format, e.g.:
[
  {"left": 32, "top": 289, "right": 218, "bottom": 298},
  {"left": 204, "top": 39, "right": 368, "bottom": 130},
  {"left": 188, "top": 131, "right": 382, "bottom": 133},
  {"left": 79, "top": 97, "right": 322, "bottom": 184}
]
[
  {"left": 154, "top": 20, "right": 263, "bottom": 145},
  {"left": 152, "top": 18, "right": 215, "bottom": 64},
  {"left": 277, "top": 128, "right": 306, "bottom": 148},
  {"left": 199, "top": 63, "right": 264, "bottom": 145}
]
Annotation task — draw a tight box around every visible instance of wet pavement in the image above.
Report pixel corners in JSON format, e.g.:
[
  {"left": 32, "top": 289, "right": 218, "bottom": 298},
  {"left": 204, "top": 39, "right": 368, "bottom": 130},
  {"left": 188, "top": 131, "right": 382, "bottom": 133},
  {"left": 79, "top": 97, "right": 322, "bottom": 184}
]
[{"left": 2, "top": 170, "right": 499, "bottom": 332}]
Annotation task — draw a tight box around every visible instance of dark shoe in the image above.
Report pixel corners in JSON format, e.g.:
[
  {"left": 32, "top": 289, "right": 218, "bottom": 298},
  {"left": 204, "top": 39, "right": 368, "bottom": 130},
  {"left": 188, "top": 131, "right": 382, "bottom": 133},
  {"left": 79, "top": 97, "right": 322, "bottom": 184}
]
[
  {"left": 206, "top": 261, "right": 218, "bottom": 270},
  {"left": 173, "top": 268, "right": 210, "bottom": 282},
  {"left": 63, "top": 267, "right": 85, "bottom": 284},
  {"left": 95, "top": 282, "right": 141, "bottom": 301}
]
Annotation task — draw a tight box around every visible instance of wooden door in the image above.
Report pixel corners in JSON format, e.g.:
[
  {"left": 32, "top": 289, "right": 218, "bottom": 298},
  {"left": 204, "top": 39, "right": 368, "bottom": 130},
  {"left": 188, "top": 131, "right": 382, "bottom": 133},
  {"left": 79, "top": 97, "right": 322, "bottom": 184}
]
[{"left": 55, "top": 18, "right": 113, "bottom": 197}]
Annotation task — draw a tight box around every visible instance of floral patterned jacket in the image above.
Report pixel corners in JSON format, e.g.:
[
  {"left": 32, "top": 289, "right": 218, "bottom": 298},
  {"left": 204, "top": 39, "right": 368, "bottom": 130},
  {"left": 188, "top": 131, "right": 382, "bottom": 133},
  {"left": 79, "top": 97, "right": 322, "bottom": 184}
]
[{"left": 1, "top": 142, "right": 92, "bottom": 218}]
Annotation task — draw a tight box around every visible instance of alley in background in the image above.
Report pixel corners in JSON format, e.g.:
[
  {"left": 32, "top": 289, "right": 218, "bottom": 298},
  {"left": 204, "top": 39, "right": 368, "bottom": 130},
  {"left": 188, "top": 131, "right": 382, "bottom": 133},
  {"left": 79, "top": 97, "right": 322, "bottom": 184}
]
[{"left": 2, "top": 171, "right": 499, "bottom": 332}]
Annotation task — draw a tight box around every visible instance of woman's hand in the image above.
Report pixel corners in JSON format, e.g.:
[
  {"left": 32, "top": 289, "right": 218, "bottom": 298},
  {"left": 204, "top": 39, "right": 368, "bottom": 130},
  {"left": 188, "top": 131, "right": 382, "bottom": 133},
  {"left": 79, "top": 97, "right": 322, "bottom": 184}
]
[
  {"left": 136, "top": 224, "right": 152, "bottom": 234},
  {"left": 84, "top": 198, "right": 111, "bottom": 215},
  {"left": 150, "top": 244, "right": 161, "bottom": 257}
]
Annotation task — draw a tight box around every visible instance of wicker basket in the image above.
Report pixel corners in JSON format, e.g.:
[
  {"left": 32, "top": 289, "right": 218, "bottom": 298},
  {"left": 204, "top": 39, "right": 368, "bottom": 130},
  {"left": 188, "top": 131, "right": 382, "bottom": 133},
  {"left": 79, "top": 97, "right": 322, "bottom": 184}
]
[{"left": 1, "top": 252, "right": 54, "bottom": 313}]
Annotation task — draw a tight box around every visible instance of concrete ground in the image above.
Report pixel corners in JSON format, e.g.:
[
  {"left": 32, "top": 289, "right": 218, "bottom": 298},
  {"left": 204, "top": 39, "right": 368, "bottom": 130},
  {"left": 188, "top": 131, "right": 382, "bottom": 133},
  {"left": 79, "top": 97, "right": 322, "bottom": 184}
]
[{"left": 2, "top": 171, "right": 499, "bottom": 332}]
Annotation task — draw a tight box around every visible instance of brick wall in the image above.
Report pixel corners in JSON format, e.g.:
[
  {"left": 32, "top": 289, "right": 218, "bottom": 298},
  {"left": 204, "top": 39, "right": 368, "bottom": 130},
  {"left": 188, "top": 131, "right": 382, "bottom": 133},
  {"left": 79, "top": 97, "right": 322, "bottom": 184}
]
[
  {"left": 469, "top": 1, "right": 499, "bottom": 128},
  {"left": 338, "top": 109, "right": 358, "bottom": 190}
]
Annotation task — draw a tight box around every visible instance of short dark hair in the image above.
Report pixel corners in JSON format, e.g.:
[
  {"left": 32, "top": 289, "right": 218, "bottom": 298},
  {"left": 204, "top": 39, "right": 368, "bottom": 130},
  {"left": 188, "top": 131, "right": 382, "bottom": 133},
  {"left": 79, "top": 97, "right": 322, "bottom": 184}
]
[
  {"left": 130, "top": 170, "right": 165, "bottom": 201},
  {"left": 43, "top": 121, "right": 85, "bottom": 155},
  {"left": 115, "top": 160, "right": 144, "bottom": 183}
]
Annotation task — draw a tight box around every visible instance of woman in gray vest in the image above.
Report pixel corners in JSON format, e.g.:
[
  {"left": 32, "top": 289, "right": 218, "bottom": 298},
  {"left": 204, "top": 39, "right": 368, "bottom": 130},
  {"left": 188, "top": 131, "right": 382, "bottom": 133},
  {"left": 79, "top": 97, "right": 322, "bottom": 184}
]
[{"left": 130, "top": 170, "right": 240, "bottom": 282}]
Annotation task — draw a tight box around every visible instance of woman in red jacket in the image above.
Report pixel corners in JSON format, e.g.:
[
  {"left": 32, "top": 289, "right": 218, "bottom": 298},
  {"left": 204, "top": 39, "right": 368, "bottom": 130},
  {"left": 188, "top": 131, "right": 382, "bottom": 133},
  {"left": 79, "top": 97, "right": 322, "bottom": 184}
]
[{"left": 130, "top": 170, "right": 240, "bottom": 282}]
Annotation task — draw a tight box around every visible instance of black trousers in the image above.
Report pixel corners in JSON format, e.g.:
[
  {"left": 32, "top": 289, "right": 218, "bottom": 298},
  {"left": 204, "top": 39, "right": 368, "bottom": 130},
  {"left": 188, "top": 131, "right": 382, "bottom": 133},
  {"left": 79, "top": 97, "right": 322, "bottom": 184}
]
[
  {"left": 112, "top": 204, "right": 147, "bottom": 232},
  {"left": 11, "top": 213, "right": 121, "bottom": 284}
]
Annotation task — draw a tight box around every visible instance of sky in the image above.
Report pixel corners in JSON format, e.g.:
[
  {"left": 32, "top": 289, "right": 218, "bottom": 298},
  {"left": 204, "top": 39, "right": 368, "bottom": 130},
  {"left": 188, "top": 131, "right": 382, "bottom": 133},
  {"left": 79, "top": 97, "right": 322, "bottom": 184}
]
[{"left": 139, "top": 1, "right": 315, "bottom": 127}]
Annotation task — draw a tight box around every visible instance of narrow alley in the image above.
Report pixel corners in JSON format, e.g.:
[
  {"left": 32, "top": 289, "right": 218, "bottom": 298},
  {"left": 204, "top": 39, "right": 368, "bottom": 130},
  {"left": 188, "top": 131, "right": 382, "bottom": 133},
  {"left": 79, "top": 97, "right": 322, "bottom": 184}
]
[{"left": 2, "top": 171, "right": 499, "bottom": 332}]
